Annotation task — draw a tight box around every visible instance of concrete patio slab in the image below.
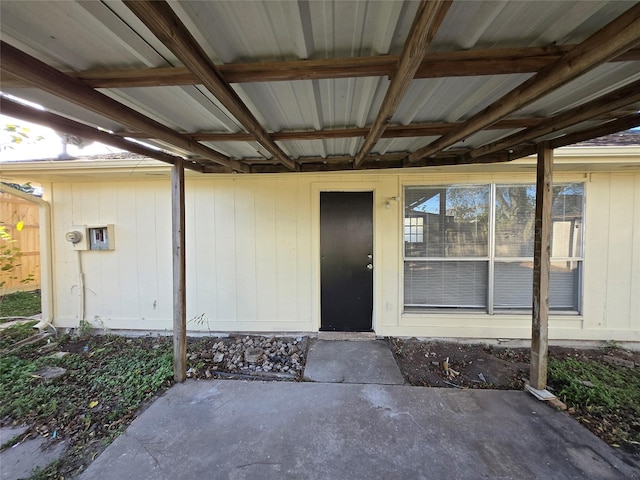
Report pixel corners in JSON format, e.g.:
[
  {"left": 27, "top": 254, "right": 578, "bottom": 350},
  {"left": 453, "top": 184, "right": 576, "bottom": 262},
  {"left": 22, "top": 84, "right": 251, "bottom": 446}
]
[
  {"left": 303, "top": 339, "right": 405, "bottom": 385},
  {"left": 78, "top": 381, "right": 639, "bottom": 480}
]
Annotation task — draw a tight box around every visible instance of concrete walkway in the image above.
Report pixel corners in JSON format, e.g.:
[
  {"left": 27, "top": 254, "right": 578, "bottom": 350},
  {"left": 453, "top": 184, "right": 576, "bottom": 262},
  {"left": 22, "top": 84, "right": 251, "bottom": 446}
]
[
  {"left": 303, "top": 339, "right": 404, "bottom": 384},
  {"left": 79, "top": 362, "right": 640, "bottom": 480}
]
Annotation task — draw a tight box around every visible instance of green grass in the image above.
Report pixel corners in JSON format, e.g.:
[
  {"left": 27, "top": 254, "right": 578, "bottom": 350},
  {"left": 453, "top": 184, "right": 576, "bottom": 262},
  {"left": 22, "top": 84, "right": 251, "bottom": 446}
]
[
  {"left": 0, "top": 291, "right": 42, "bottom": 319},
  {"left": 548, "top": 356, "right": 640, "bottom": 450}
]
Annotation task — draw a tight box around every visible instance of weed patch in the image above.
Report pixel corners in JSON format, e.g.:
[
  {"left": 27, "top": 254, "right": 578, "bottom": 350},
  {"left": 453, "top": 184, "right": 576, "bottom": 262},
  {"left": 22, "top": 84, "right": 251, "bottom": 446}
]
[
  {"left": 0, "top": 320, "right": 38, "bottom": 349},
  {"left": 0, "top": 334, "right": 173, "bottom": 478},
  {"left": 0, "top": 291, "right": 41, "bottom": 319},
  {"left": 548, "top": 356, "right": 640, "bottom": 452}
]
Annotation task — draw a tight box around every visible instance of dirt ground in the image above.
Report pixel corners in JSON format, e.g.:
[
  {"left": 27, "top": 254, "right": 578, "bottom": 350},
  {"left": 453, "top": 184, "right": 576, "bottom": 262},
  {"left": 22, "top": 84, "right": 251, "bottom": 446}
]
[
  {"left": 390, "top": 338, "right": 529, "bottom": 389},
  {"left": 390, "top": 337, "right": 640, "bottom": 454},
  {"left": 390, "top": 337, "right": 640, "bottom": 389}
]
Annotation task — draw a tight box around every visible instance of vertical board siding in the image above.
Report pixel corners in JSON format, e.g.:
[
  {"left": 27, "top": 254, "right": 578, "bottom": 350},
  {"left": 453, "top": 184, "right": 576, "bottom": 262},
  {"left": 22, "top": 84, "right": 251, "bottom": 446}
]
[
  {"left": 52, "top": 181, "right": 172, "bottom": 328},
  {"left": 135, "top": 182, "right": 165, "bottom": 323},
  {"left": 275, "top": 177, "right": 299, "bottom": 322},
  {"left": 189, "top": 181, "right": 216, "bottom": 326},
  {"left": 52, "top": 184, "right": 77, "bottom": 321},
  {"left": 98, "top": 184, "right": 120, "bottom": 319},
  {"left": 583, "top": 175, "right": 611, "bottom": 328},
  {"left": 296, "top": 177, "right": 313, "bottom": 324},
  {"left": 46, "top": 169, "right": 638, "bottom": 340},
  {"left": 380, "top": 176, "right": 401, "bottom": 326},
  {"left": 582, "top": 172, "right": 640, "bottom": 332},
  {"left": 631, "top": 173, "right": 640, "bottom": 330},
  {"left": 212, "top": 179, "right": 237, "bottom": 322},
  {"left": 116, "top": 187, "right": 139, "bottom": 319},
  {"left": 184, "top": 183, "right": 198, "bottom": 322},
  {"left": 234, "top": 180, "right": 257, "bottom": 321},
  {"left": 605, "top": 174, "right": 634, "bottom": 326},
  {"left": 254, "top": 179, "right": 278, "bottom": 322}
]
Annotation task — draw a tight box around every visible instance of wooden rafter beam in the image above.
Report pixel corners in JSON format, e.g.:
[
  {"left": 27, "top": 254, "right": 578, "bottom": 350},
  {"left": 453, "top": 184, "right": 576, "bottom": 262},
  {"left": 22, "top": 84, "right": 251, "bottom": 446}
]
[
  {"left": 3, "top": 46, "right": 638, "bottom": 89},
  {"left": 547, "top": 113, "right": 640, "bottom": 150},
  {"left": 117, "top": 117, "right": 542, "bottom": 142},
  {"left": 124, "top": 0, "right": 297, "bottom": 172},
  {"left": 0, "top": 41, "right": 248, "bottom": 173},
  {"left": 0, "top": 96, "right": 205, "bottom": 172},
  {"left": 217, "top": 113, "right": 640, "bottom": 173},
  {"left": 468, "top": 113, "right": 640, "bottom": 166},
  {"left": 468, "top": 79, "right": 640, "bottom": 159},
  {"left": 406, "top": 2, "right": 640, "bottom": 164},
  {"left": 354, "top": 0, "right": 451, "bottom": 167}
]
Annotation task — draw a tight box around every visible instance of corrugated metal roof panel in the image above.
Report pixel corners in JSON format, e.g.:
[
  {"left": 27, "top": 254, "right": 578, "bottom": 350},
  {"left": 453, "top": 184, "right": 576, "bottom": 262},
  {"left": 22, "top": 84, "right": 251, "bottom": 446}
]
[
  {"left": 393, "top": 74, "right": 535, "bottom": 124},
  {"left": 1, "top": 0, "right": 637, "bottom": 169},
  {"left": 431, "top": 1, "right": 632, "bottom": 50}
]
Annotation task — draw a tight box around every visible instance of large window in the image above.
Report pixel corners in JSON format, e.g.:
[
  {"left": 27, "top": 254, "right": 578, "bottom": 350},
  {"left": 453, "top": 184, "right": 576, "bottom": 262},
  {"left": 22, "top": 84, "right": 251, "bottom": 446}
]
[{"left": 404, "top": 183, "right": 584, "bottom": 313}]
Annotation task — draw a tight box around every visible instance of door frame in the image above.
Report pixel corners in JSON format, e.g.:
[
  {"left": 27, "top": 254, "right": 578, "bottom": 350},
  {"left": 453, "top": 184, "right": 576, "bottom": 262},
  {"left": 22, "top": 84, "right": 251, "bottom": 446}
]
[{"left": 311, "top": 181, "right": 382, "bottom": 333}]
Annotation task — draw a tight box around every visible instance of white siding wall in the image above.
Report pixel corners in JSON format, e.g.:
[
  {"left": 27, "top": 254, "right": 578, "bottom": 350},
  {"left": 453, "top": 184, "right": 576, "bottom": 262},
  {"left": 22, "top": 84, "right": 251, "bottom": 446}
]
[
  {"left": 582, "top": 173, "right": 640, "bottom": 336},
  {"left": 48, "top": 170, "right": 640, "bottom": 341}
]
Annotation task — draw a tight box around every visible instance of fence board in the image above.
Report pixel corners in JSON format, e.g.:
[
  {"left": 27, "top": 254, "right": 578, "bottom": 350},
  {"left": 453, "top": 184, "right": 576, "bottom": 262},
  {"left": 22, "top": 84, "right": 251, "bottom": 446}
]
[{"left": 0, "top": 192, "right": 41, "bottom": 293}]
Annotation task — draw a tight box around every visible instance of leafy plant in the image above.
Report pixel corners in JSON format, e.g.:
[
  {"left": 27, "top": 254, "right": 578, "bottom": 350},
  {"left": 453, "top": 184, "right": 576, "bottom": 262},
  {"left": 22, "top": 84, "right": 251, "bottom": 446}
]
[
  {"left": 0, "top": 291, "right": 41, "bottom": 319},
  {"left": 1, "top": 181, "right": 36, "bottom": 195},
  {"left": 1, "top": 124, "right": 44, "bottom": 150},
  {"left": 78, "top": 319, "right": 94, "bottom": 338},
  {"left": 0, "top": 225, "right": 23, "bottom": 289}
]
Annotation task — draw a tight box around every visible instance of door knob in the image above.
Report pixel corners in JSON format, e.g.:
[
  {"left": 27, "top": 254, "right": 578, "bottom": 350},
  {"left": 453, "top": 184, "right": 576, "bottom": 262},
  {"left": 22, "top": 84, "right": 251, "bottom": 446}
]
[{"left": 366, "top": 263, "right": 373, "bottom": 270}]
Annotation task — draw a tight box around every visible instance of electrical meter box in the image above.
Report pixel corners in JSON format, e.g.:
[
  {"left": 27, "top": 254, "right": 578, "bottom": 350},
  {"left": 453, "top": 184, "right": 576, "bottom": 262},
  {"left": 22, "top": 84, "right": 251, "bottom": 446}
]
[{"left": 66, "top": 225, "right": 115, "bottom": 251}]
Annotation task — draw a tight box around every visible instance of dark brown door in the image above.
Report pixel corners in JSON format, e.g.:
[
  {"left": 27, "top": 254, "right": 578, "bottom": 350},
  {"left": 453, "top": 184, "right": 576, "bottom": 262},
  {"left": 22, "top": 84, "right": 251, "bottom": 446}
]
[{"left": 320, "top": 192, "right": 373, "bottom": 331}]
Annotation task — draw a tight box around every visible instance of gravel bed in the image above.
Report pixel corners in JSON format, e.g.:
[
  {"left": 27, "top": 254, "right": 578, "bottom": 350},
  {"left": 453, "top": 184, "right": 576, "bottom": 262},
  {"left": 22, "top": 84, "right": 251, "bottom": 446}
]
[{"left": 186, "top": 335, "right": 308, "bottom": 381}]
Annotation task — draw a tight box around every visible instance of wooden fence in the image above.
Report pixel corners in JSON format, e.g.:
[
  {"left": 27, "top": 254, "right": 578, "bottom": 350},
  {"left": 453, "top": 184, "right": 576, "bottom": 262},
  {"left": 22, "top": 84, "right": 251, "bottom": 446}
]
[{"left": 0, "top": 191, "right": 41, "bottom": 293}]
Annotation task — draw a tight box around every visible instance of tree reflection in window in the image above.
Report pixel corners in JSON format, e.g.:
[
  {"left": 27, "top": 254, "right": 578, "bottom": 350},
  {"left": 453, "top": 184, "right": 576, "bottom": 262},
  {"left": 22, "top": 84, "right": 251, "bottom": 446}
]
[{"left": 404, "top": 185, "right": 489, "bottom": 258}]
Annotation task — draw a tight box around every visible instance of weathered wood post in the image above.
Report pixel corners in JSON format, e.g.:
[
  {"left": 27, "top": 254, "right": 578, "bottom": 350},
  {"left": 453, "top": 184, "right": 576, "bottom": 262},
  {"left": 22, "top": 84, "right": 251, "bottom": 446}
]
[
  {"left": 172, "top": 158, "right": 187, "bottom": 382},
  {"left": 530, "top": 143, "right": 553, "bottom": 390}
]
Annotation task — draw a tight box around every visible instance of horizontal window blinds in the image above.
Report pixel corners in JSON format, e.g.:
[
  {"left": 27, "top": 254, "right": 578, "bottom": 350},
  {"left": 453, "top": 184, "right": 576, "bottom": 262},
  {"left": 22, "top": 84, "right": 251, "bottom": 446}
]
[
  {"left": 405, "top": 260, "right": 488, "bottom": 307},
  {"left": 493, "top": 261, "right": 580, "bottom": 310}
]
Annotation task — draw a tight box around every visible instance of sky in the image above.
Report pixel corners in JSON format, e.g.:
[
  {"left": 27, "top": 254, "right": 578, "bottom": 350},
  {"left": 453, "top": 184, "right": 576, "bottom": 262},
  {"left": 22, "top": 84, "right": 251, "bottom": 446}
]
[
  {"left": 0, "top": 113, "right": 121, "bottom": 161},
  {"left": 0, "top": 93, "right": 121, "bottom": 162}
]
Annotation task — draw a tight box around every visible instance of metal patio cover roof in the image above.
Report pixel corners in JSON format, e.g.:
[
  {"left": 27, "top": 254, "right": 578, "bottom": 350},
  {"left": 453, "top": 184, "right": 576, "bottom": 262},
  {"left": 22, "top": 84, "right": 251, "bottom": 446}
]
[{"left": 1, "top": 0, "right": 639, "bottom": 174}]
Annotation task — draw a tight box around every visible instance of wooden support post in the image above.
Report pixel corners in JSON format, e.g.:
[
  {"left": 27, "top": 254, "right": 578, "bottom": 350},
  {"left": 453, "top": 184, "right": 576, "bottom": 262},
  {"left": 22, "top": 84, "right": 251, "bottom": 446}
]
[
  {"left": 530, "top": 144, "right": 553, "bottom": 390},
  {"left": 172, "top": 158, "right": 187, "bottom": 382}
]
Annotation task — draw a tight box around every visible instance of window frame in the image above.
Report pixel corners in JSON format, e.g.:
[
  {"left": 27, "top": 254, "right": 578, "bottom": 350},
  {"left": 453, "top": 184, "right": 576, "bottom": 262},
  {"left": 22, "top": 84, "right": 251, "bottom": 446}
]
[{"left": 402, "top": 182, "right": 585, "bottom": 315}]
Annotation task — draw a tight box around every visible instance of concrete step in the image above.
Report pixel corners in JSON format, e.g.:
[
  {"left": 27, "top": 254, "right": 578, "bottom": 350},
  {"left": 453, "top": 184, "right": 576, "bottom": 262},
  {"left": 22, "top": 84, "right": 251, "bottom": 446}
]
[{"left": 303, "top": 338, "right": 405, "bottom": 385}]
